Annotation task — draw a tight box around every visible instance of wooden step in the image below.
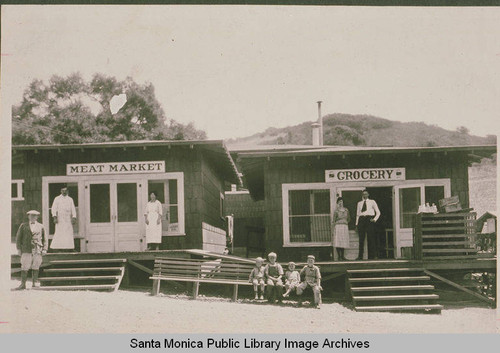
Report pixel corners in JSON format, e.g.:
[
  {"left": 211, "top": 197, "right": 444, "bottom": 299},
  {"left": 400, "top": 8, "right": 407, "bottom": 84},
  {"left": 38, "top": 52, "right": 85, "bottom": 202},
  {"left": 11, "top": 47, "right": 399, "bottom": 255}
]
[
  {"left": 44, "top": 267, "right": 124, "bottom": 272},
  {"left": 422, "top": 248, "right": 477, "bottom": 253},
  {"left": 349, "top": 276, "right": 430, "bottom": 282},
  {"left": 39, "top": 275, "right": 120, "bottom": 281},
  {"left": 347, "top": 268, "right": 424, "bottom": 274},
  {"left": 422, "top": 241, "right": 472, "bottom": 246},
  {"left": 34, "top": 284, "right": 116, "bottom": 291},
  {"left": 422, "top": 234, "right": 470, "bottom": 239},
  {"left": 355, "top": 304, "right": 443, "bottom": 312},
  {"left": 49, "top": 259, "right": 126, "bottom": 264},
  {"left": 351, "top": 285, "right": 435, "bottom": 292},
  {"left": 353, "top": 294, "right": 439, "bottom": 301}
]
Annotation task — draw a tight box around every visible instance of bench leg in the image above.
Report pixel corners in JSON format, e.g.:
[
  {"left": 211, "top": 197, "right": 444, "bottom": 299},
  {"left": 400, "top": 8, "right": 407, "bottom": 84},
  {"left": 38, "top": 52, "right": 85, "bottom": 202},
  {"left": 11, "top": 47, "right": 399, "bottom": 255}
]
[
  {"left": 192, "top": 281, "right": 200, "bottom": 299},
  {"left": 152, "top": 279, "right": 161, "bottom": 296},
  {"left": 232, "top": 284, "right": 239, "bottom": 302}
]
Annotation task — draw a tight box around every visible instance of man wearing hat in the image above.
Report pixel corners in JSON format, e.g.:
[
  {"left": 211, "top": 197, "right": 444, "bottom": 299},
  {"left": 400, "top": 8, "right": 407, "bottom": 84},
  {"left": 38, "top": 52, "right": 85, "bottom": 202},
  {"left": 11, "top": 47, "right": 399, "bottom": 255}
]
[
  {"left": 15, "top": 210, "right": 48, "bottom": 290},
  {"left": 50, "top": 185, "right": 77, "bottom": 251},
  {"left": 297, "top": 255, "right": 322, "bottom": 308}
]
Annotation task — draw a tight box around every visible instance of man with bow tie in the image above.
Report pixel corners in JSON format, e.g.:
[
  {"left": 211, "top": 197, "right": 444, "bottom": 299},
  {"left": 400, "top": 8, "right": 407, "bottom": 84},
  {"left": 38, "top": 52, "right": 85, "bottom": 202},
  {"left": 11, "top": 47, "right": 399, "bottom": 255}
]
[
  {"left": 356, "top": 189, "right": 381, "bottom": 260},
  {"left": 15, "top": 210, "right": 48, "bottom": 290}
]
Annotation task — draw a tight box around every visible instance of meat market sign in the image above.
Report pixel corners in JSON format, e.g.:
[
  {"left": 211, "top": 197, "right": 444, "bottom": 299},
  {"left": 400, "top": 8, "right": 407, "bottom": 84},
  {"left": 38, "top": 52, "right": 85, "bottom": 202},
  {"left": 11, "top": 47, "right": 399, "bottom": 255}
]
[
  {"left": 67, "top": 161, "right": 165, "bottom": 175},
  {"left": 325, "top": 168, "right": 405, "bottom": 182}
]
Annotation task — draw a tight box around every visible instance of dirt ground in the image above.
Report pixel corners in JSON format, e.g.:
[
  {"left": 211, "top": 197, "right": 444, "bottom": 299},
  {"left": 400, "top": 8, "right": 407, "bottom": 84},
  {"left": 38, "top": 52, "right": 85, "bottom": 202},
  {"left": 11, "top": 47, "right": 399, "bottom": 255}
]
[{"left": 1, "top": 280, "right": 498, "bottom": 334}]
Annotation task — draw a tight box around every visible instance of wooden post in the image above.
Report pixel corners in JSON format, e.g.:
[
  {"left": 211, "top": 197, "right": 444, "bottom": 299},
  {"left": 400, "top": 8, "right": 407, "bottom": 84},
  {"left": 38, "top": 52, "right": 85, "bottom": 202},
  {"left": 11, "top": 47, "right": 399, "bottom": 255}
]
[
  {"left": 232, "top": 284, "right": 239, "bottom": 302},
  {"left": 152, "top": 279, "right": 160, "bottom": 296},
  {"left": 121, "top": 265, "right": 130, "bottom": 287},
  {"left": 192, "top": 281, "right": 200, "bottom": 299},
  {"left": 413, "top": 213, "right": 423, "bottom": 261}
]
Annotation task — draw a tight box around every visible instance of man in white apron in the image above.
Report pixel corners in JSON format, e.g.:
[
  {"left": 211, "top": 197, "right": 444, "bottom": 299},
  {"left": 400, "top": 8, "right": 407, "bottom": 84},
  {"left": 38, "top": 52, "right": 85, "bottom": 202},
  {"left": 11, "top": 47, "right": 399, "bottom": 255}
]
[{"left": 50, "top": 185, "right": 77, "bottom": 251}]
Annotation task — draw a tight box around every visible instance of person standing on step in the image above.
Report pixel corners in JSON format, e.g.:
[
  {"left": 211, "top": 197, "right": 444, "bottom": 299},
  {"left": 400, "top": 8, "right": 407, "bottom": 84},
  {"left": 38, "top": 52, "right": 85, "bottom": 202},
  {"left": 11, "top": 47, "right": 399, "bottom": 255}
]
[
  {"left": 332, "top": 197, "right": 350, "bottom": 261},
  {"left": 15, "top": 210, "right": 48, "bottom": 290},
  {"left": 50, "top": 185, "right": 77, "bottom": 252},
  {"left": 356, "top": 189, "right": 381, "bottom": 260},
  {"left": 144, "top": 191, "right": 163, "bottom": 250}
]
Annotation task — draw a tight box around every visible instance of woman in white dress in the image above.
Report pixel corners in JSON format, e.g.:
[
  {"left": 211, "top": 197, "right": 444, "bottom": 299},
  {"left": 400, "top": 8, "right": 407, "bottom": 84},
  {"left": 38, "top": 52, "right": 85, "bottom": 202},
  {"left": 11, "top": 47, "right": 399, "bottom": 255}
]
[
  {"left": 332, "top": 197, "right": 350, "bottom": 261},
  {"left": 144, "top": 192, "right": 163, "bottom": 250}
]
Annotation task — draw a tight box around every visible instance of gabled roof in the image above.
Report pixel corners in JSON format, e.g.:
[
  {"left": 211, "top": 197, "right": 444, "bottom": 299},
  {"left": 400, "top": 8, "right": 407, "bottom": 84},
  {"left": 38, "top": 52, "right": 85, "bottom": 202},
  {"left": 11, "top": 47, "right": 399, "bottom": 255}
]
[{"left": 12, "top": 140, "right": 242, "bottom": 185}]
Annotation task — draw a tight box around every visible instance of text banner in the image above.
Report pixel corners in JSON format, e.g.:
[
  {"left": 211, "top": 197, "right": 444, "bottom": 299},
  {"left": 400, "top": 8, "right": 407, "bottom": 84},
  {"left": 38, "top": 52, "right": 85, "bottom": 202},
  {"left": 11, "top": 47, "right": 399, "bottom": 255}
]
[
  {"left": 325, "top": 168, "right": 405, "bottom": 182},
  {"left": 67, "top": 161, "right": 165, "bottom": 175}
]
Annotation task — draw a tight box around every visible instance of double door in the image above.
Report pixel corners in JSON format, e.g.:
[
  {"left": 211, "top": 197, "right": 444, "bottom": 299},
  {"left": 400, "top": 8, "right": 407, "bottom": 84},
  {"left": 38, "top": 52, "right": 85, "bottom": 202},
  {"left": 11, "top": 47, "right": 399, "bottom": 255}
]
[{"left": 85, "top": 180, "right": 143, "bottom": 252}]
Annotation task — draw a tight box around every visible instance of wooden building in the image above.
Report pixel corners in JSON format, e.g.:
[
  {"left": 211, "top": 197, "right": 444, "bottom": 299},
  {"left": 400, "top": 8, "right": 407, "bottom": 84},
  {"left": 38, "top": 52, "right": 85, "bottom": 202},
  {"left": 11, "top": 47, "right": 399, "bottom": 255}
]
[
  {"left": 11, "top": 140, "right": 240, "bottom": 254},
  {"left": 234, "top": 144, "right": 496, "bottom": 262}
]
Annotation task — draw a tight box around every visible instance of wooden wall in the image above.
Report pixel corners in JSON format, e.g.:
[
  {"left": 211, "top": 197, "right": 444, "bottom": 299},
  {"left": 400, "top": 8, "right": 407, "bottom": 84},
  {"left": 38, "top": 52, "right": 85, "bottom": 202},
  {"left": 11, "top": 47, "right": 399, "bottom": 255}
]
[
  {"left": 12, "top": 145, "right": 230, "bottom": 251},
  {"left": 200, "top": 153, "right": 225, "bottom": 230},
  {"left": 262, "top": 151, "right": 471, "bottom": 261}
]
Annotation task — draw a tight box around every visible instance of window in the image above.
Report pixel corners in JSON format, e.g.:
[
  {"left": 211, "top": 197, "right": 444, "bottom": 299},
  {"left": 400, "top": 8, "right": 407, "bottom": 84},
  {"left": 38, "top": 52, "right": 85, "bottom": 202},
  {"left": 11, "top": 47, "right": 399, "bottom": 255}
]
[
  {"left": 425, "top": 185, "right": 445, "bottom": 207},
  {"left": 399, "top": 187, "right": 421, "bottom": 229},
  {"left": 148, "top": 176, "right": 184, "bottom": 235},
  {"left": 284, "top": 185, "right": 332, "bottom": 245},
  {"left": 11, "top": 180, "right": 24, "bottom": 201}
]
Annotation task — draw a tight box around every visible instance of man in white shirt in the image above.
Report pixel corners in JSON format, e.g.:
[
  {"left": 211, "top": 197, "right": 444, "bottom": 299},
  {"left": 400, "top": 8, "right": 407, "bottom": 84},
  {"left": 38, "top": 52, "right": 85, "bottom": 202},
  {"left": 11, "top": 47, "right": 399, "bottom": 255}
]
[
  {"left": 356, "top": 189, "right": 381, "bottom": 260},
  {"left": 50, "top": 185, "right": 77, "bottom": 251}
]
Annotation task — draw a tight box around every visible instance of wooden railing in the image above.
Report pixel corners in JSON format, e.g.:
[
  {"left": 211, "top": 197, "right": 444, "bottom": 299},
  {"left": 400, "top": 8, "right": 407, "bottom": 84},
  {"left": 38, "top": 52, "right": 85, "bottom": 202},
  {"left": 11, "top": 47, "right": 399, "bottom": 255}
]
[{"left": 413, "top": 212, "right": 477, "bottom": 261}]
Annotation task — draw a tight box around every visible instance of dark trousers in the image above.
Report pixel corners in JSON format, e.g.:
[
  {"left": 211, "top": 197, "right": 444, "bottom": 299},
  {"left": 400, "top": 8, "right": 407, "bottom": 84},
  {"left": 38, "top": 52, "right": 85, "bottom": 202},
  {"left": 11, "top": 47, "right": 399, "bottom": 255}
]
[{"left": 358, "top": 216, "right": 377, "bottom": 259}]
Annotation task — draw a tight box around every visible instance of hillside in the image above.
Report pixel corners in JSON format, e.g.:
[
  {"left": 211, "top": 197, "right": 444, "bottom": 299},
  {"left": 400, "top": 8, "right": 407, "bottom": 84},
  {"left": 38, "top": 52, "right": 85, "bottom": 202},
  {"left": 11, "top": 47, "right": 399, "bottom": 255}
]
[{"left": 227, "top": 114, "right": 496, "bottom": 147}]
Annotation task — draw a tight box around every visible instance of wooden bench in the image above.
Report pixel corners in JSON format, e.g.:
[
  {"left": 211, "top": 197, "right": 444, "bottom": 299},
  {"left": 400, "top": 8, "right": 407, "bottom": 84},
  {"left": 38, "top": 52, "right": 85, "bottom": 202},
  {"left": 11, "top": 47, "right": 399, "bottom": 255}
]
[{"left": 150, "top": 257, "right": 255, "bottom": 301}]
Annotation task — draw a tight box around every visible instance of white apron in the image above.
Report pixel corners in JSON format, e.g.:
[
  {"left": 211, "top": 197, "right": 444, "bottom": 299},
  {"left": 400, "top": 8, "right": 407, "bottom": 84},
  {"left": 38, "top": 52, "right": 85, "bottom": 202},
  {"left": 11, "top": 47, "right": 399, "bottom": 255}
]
[
  {"left": 50, "top": 195, "right": 76, "bottom": 249},
  {"left": 145, "top": 200, "right": 162, "bottom": 244}
]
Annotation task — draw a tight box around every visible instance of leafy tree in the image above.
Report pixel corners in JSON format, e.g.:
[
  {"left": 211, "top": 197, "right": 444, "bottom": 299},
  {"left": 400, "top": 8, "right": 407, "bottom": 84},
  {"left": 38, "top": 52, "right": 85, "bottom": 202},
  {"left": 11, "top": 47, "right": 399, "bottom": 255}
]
[{"left": 12, "top": 73, "right": 206, "bottom": 145}]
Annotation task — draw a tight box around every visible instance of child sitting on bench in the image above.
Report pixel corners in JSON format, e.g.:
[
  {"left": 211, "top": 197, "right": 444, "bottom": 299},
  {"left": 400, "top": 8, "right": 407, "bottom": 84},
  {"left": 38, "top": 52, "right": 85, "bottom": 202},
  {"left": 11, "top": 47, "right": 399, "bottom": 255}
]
[
  {"left": 248, "top": 257, "right": 265, "bottom": 300},
  {"left": 296, "top": 255, "right": 323, "bottom": 308},
  {"left": 264, "top": 252, "right": 284, "bottom": 303},
  {"left": 283, "top": 261, "right": 300, "bottom": 298}
]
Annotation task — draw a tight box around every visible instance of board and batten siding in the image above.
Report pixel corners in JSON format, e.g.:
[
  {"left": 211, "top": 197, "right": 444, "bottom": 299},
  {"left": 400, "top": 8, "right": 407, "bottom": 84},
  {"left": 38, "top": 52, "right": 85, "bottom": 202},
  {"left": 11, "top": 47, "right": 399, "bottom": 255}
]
[
  {"left": 262, "top": 152, "right": 470, "bottom": 261},
  {"left": 13, "top": 145, "right": 230, "bottom": 251}
]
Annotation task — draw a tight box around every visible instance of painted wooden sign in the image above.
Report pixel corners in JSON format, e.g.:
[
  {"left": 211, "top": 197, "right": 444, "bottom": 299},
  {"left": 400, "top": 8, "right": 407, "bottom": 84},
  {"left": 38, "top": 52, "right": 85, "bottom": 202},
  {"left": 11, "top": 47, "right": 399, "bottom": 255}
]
[
  {"left": 67, "top": 161, "right": 165, "bottom": 175},
  {"left": 325, "top": 168, "right": 405, "bottom": 182}
]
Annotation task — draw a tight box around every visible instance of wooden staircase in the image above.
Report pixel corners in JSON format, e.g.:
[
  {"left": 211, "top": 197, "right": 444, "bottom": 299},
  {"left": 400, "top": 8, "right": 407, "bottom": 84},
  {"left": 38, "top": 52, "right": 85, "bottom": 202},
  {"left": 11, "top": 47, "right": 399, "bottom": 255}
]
[
  {"left": 36, "top": 258, "right": 126, "bottom": 291},
  {"left": 347, "top": 268, "right": 443, "bottom": 313}
]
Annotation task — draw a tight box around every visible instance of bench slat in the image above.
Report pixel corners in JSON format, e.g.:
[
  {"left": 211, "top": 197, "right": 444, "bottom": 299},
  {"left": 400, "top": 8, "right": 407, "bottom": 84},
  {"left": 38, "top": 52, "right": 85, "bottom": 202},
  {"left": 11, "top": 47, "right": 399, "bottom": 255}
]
[{"left": 150, "top": 276, "right": 252, "bottom": 286}]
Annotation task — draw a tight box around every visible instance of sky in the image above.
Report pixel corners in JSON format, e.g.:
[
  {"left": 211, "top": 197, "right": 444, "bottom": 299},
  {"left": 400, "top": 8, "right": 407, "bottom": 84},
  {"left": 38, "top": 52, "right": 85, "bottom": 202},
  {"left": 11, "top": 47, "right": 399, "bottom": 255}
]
[{"left": 1, "top": 5, "right": 500, "bottom": 140}]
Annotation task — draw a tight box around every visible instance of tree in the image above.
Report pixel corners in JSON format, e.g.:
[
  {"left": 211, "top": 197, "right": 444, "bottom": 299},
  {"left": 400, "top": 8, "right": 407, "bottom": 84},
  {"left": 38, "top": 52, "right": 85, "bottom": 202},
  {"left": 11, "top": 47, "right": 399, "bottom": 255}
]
[{"left": 12, "top": 73, "right": 206, "bottom": 145}]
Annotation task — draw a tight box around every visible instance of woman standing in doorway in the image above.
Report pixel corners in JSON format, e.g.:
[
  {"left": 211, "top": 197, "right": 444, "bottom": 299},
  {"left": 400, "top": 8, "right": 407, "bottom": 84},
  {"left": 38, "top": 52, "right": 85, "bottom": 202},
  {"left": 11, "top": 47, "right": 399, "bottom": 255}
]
[
  {"left": 332, "top": 197, "right": 350, "bottom": 261},
  {"left": 144, "top": 192, "right": 163, "bottom": 250}
]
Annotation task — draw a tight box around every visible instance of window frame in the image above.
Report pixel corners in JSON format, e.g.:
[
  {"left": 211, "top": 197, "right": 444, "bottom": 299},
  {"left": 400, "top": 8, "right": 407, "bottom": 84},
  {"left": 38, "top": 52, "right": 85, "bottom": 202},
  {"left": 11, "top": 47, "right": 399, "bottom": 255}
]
[
  {"left": 11, "top": 179, "right": 24, "bottom": 201},
  {"left": 144, "top": 172, "right": 185, "bottom": 236},
  {"left": 282, "top": 183, "right": 335, "bottom": 247}
]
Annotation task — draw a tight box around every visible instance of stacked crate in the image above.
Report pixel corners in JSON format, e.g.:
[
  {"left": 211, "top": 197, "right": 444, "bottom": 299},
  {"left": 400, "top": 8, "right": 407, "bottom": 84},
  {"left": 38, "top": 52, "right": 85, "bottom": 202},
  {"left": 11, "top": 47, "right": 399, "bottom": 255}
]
[{"left": 414, "top": 212, "right": 477, "bottom": 260}]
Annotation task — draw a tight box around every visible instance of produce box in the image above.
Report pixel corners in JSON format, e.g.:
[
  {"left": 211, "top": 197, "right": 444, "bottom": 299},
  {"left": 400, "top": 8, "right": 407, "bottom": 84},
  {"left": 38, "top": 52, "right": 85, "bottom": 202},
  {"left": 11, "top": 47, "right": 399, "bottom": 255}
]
[{"left": 438, "top": 196, "right": 462, "bottom": 213}]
